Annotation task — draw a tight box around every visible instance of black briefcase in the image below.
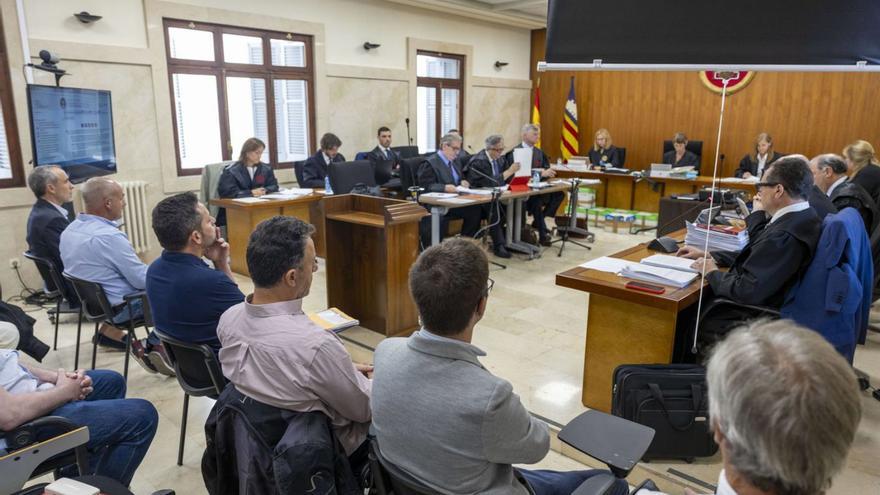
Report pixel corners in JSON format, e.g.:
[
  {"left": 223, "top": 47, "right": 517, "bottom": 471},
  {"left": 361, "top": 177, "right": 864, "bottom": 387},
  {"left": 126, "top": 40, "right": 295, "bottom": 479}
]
[{"left": 611, "top": 364, "right": 718, "bottom": 462}]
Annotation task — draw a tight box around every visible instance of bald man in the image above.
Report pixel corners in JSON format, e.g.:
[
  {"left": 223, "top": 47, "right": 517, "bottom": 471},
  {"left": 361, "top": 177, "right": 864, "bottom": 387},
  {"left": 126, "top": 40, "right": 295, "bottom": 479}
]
[{"left": 60, "top": 178, "right": 173, "bottom": 376}]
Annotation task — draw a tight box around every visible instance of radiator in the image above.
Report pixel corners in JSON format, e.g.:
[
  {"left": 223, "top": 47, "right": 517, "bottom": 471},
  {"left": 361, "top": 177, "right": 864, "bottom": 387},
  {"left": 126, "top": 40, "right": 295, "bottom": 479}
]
[{"left": 120, "top": 181, "right": 150, "bottom": 254}]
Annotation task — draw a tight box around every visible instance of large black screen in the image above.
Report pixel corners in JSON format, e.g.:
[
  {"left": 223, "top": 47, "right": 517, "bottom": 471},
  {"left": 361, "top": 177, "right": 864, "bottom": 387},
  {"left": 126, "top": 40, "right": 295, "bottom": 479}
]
[
  {"left": 27, "top": 85, "right": 117, "bottom": 183},
  {"left": 545, "top": 0, "right": 880, "bottom": 69}
]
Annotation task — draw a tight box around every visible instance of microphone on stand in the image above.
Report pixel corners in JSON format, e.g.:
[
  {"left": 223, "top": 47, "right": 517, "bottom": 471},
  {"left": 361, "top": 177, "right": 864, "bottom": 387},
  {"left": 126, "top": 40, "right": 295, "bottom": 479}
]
[{"left": 405, "top": 118, "right": 413, "bottom": 145}]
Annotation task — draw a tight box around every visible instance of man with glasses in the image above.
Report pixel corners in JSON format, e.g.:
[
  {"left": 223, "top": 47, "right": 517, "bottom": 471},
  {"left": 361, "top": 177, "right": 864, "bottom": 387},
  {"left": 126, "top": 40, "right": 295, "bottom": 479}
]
[
  {"left": 371, "top": 239, "right": 627, "bottom": 495},
  {"left": 676, "top": 156, "right": 822, "bottom": 350},
  {"left": 417, "top": 133, "right": 483, "bottom": 240},
  {"left": 466, "top": 134, "right": 522, "bottom": 258}
]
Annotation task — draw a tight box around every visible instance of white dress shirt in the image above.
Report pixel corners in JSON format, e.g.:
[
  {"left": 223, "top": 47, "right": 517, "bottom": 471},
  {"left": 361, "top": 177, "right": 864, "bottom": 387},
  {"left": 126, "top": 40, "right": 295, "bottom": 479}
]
[
  {"left": 769, "top": 200, "right": 810, "bottom": 224},
  {"left": 826, "top": 176, "right": 848, "bottom": 197}
]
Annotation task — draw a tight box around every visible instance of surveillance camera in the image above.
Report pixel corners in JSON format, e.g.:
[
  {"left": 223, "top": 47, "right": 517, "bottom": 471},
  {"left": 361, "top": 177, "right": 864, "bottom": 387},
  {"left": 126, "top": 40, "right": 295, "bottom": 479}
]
[{"left": 39, "top": 50, "right": 59, "bottom": 65}]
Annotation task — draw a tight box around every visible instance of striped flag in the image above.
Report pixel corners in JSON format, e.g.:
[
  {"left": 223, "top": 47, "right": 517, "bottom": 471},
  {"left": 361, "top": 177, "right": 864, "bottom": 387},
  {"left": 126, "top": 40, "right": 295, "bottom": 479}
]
[
  {"left": 532, "top": 78, "right": 541, "bottom": 148},
  {"left": 560, "top": 77, "right": 579, "bottom": 161}
]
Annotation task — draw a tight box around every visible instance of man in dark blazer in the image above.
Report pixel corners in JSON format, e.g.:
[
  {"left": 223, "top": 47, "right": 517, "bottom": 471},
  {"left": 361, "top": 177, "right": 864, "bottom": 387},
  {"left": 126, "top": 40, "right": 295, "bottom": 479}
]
[
  {"left": 506, "top": 124, "right": 563, "bottom": 245},
  {"left": 25, "top": 165, "right": 78, "bottom": 306},
  {"left": 810, "top": 153, "right": 878, "bottom": 233},
  {"left": 301, "top": 133, "right": 346, "bottom": 188},
  {"left": 369, "top": 126, "right": 401, "bottom": 171},
  {"left": 466, "top": 135, "right": 521, "bottom": 258},
  {"left": 677, "top": 156, "right": 822, "bottom": 351},
  {"left": 417, "top": 133, "right": 482, "bottom": 242}
]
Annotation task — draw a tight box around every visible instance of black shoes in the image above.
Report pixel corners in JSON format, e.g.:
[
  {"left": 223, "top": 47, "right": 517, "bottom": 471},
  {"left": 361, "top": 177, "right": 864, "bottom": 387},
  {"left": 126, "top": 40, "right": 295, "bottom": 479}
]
[
  {"left": 493, "top": 245, "right": 512, "bottom": 258},
  {"left": 92, "top": 333, "right": 128, "bottom": 351}
]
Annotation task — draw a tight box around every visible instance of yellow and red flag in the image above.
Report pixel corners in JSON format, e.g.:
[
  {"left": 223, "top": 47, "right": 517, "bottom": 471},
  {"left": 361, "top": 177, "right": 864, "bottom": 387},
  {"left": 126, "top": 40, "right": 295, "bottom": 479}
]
[
  {"left": 532, "top": 79, "right": 541, "bottom": 148},
  {"left": 560, "top": 77, "right": 579, "bottom": 161}
]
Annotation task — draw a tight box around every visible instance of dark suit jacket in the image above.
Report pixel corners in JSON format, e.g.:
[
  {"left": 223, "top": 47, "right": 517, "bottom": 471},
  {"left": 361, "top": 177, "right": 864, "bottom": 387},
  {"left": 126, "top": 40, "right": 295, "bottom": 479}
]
[
  {"left": 850, "top": 163, "right": 880, "bottom": 207},
  {"left": 26, "top": 198, "right": 78, "bottom": 304},
  {"left": 465, "top": 150, "right": 513, "bottom": 188},
  {"left": 216, "top": 161, "right": 280, "bottom": 225},
  {"left": 417, "top": 153, "right": 465, "bottom": 193},
  {"left": 588, "top": 146, "right": 621, "bottom": 167},
  {"left": 808, "top": 185, "right": 838, "bottom": 219},
  {"left": 662, "top": 150, "right": 700, "bottom": 170},
  {"left": 301, "top": 151, "right": 346, "bottom": 188},
  {"left": 368, "top": 146, "right": 401, "bottom": 170},
  {"left": 734, "top": 151, "right": 783, "bottom": 178},
  {"left": 708, "top": 207, "right": 821, "bottom": 309},
  {"left": 505, "top": 144, "right": 551, "bottom": 172},
  {"left": 830, "top": 179, "right": 879, "bottom": 234}
]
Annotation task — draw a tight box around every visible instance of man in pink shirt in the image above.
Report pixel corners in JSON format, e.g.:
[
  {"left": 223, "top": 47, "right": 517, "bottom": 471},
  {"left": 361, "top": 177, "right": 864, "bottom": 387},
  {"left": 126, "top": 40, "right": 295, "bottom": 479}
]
[{"left": 217, "top": 216, "right": 372, "bottom": 468}]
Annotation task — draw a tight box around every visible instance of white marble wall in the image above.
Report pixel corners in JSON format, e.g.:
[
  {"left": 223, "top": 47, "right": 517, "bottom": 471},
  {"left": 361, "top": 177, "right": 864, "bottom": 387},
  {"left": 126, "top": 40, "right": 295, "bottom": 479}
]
[
  {"left": 327, "top": 77, "right": 410, "bottom": 155},
  {"left": 467, "top": 85, "right": 531, "bottom": 153}
]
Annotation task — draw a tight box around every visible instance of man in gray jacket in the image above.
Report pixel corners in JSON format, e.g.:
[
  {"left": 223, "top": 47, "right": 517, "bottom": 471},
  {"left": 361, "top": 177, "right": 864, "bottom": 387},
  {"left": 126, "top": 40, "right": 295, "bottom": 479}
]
[{"left": 371, "top": 238, "right": 627, "bottom": 495}]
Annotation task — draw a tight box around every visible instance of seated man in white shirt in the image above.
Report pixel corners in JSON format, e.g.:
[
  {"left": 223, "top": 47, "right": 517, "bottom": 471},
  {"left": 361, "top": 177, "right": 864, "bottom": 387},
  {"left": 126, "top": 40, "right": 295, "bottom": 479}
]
[{"left": 637, "top": 319, "right": 861, "bottom": 495}]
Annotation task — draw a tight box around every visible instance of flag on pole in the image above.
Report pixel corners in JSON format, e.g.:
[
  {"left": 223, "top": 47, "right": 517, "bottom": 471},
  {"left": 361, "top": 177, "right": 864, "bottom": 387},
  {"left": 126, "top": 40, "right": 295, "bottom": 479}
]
[
  {"left": 560, "top": 77, "right": 579, "bottom": 161},
  {"left": 532, "top": 78, "right": 541, "bottom": 148}
]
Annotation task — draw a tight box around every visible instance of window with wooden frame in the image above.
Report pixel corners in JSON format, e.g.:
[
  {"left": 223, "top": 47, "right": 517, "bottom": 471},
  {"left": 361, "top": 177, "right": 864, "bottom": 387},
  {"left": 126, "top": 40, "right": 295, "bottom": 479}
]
[
  {"left": 416, "top": 51, "right": 464, "bottom": 153},
  {"left": 163, "top": 19, "right": 316, "bottom": 176},
  {"left": 0, "top": 10, "right": 24, "bottom": 189}
]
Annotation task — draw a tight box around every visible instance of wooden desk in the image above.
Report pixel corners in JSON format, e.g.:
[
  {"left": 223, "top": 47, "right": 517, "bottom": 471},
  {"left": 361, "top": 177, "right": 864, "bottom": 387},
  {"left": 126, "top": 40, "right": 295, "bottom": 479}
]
[
  {"left": 555, "top": 169, "right": 755, "bottom": 212},
  {"left": 556, "top": 230, "right": 704, "bottom": 412},
  {"left": 211, "top": 193, "right": 326, "bottom": 276}
]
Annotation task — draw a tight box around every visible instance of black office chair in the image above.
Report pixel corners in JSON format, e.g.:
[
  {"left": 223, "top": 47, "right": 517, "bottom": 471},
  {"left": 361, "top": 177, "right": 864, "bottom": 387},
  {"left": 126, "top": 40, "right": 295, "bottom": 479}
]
[
  {"left": 1, "top": 416, "right": 90, "bottom": 494},
  {"left": 368, "top": 435, "right": 445, "bottom": 495},
  {"left": 153, "top": 330, "right": 227, "bottom": 466},
  {"left": 391, "top": 145, "right": 419, "bottom": 159},
  {"left": 328, "top": 160, "right": 376, "bottom": 194},
  {"left": 373, "top": 159, "right": 395, "bottom": 186},
  {"left": 294, "top": 160, "right": 307, "bottom": 186},
  {"left": 399, "top": 156, "right": 425, "bottom": 197},
  {"left": 62, "top": 274, "right": 152, "bottom": 380},
  {"left": 662, "top": 140, "right": 703, "bottom": 167},
  {"left": 355, "top": 151, "right": 371, "bottom": 161},
  {"left": 23, "top": 252, "right": 80, "bottom": 351},
  {"left": 617, "top": 147, "right": 627, "bottom": 168}
]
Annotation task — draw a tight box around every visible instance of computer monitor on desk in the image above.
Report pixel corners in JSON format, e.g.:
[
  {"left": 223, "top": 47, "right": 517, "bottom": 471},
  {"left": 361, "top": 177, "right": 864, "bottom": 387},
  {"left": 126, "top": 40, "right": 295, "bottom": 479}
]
[{"left": 329, "top": 160, "right": 376, "bottom": 194}]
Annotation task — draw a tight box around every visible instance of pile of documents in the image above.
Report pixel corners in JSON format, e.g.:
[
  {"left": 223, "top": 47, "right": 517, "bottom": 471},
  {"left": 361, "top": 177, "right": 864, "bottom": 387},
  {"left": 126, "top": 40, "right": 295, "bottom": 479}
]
[
  {"left": 308, "top": 307, "right": 360, "bottom": 333},
  {"left": 685, "top": 221, "right": 748, "bottom": 251},
  {"left": 619, "top": 263, "right": 697, "bottom": 288}
]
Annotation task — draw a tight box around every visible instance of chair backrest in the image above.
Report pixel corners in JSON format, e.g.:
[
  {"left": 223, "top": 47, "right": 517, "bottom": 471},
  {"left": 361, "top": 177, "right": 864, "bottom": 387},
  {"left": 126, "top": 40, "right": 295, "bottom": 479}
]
[
  {"left": 662, "top": 140, "right": 703, "bottom": 161},
  {"left": 201, "top": 161, "right": 235, "bottom": 218},
  {"left": 617, "top": 147, "right": 627, "bottom": 168},
  {"left": 0, "top": 419, "right": 89, "bottom": 495},
  {"left": 62, "top": 274, "right": 114, "bottom": 322},
  {"left": 391, "top": 145, "right": 419, "bottom": 159},
  {"left": 368, "top": 436, "right": 441, "bottom": 495},
  {"left": 294, "top": 160, "right": 307, "bottom": 186},
  {"left": 373, "top": 159, "right": 394, "bottom": 186},
  {"left": 329, "top": 160, "right": 376, "bottom": 194},
  {"left": 355, "top": 151, "right": 371, "bottom": 161},
  {"left": 399, "top": 156, "right": 425, "bottom": 192},
  {"left": 153, "top": 329, "right": 226, "bottom": 397},
  {"left": 23, "top": 251, "right": 62, "bottom": 297}
]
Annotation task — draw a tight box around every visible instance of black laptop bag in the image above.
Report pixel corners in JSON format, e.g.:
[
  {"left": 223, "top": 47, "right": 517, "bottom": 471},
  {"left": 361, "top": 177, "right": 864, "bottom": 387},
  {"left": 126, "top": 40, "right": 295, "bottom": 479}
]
[{"left": 611, "top": 364, "right": 718, "bottom": 461}]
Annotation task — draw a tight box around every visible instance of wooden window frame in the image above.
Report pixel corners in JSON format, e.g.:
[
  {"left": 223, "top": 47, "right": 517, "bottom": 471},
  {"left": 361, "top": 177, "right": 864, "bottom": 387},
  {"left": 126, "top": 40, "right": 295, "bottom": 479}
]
[
  {"left": 0, "top": 9, "right": 24, "bottom": 189},
  {"left": 416, "top": 51, "right": 465, "bottom": 149},
  {"left": 163, "top": 18, "right": 316, "bottom": 176}
]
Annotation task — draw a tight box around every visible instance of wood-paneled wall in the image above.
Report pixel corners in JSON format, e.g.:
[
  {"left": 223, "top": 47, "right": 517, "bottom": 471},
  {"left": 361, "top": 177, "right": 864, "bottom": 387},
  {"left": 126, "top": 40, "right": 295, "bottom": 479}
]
[{"left": 529, "top": 29, "right": 880, "bottom": 177}]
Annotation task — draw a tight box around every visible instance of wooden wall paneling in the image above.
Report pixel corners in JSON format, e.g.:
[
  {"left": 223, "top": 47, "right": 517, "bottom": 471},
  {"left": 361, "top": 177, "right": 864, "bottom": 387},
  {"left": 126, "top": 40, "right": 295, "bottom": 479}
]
[{"left": 530, "top": 30, "right": 880, "bottom": 178}]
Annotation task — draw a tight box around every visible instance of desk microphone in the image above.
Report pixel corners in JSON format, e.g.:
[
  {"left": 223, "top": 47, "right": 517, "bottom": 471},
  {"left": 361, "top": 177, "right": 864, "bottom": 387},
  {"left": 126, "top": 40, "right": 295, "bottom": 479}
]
[{"left": 468, "top": 163, "right": 501, "bottom": 186}]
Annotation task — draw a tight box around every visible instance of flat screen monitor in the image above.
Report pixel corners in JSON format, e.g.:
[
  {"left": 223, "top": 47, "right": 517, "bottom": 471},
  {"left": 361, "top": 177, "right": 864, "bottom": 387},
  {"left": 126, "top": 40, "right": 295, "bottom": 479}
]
[{"left": 27, "top": 84, "right": 117, "bottom": 183}]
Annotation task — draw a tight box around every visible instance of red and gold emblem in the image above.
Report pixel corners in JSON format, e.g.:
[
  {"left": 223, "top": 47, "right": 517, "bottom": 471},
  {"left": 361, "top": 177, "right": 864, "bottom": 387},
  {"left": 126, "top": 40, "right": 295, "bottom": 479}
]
[{"left": 699, "top": 71, "right": 754, "bottom": 95}]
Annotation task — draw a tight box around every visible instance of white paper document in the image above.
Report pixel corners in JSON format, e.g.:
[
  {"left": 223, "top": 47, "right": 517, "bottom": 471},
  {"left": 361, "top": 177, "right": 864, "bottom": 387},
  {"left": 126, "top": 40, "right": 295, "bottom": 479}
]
[
  {"left": 457, "top": 185, "right": 507, "bottom": 195},
  {"left": 619, "top": 264, "right": 698, "bottom": 288},
  {"left": 579, "top": 256, "right": 639, "bottom": 273},
  {"left": 232, "top": 197, "right": 269, "bottom": 204},
  {"left": 512, "top": 148, "right": 533, "bottom": 177},
  {"left": 640, "top": 254, "right": 699, "bottom": 273},
  {"left": 420, "top": 192, "right": 459, "bottom": 199}
]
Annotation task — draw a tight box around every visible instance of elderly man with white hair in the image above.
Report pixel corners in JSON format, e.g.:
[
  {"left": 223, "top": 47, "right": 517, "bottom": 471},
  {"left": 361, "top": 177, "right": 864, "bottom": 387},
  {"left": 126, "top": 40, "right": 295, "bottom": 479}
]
[
  {"left": 60, "top": 177, "right": 173, "bottom": 376},
  {"left": 639, "top": 319, "right": 862, "bottom": 495}
]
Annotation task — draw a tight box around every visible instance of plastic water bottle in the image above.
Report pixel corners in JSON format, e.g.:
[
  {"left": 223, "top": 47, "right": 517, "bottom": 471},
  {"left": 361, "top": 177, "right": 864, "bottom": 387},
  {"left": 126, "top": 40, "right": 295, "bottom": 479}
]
[
  {"left": 324, "top": 176, "right": 333, "bottom": 195},
  {"left": 532, "top": 169, "right": 541, "bottom": 185}
]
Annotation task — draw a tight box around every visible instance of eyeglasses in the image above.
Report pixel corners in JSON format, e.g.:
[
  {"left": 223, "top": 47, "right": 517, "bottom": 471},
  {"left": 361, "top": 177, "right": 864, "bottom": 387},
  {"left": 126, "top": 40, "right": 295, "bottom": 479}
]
[
  {"left": 484, "top": 277, "right": 495, "bottom": 296},
  {"left": 755, "top": 181, "right": 780, "bottom": 189},
  {"left": 488, "top": 147, "right": 505, "bottom": 153}
]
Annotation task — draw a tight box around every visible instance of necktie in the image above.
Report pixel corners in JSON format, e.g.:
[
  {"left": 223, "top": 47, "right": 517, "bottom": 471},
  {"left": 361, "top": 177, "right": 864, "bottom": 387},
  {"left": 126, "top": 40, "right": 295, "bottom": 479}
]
[
  {"left": 449, "top": 162, "right": 459, "bottom": 185},
  {"left": 383, "top": 149, "right": 388, "bottom": 160},
  {"left": 492, "top": 159, "right": 499, "bottom": 177}
]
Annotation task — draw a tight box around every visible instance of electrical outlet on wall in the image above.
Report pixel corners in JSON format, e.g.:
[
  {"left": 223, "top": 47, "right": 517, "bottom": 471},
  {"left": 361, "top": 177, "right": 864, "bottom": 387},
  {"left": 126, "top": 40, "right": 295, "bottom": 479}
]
[{"left": 8, "top": 258, "right": 19, "bottom": 269}]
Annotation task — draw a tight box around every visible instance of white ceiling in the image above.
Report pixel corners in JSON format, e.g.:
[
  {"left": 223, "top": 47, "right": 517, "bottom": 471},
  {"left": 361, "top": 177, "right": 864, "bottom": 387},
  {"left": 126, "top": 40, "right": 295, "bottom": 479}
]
[{"left": 385, "top": 0, "right": 548, "bottom": 29}]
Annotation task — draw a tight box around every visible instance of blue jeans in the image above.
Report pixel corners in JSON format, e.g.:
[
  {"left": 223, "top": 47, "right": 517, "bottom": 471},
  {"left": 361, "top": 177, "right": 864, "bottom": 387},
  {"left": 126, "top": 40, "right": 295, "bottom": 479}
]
[
  {"left": 49, "top": 370, "right": 158, "bottom": 486},
  {"left": 111, "top": 298, "right": 160, "bottom": 348},
  {"left": 518, "top": 468, "right": 630, "bottom": 495}
]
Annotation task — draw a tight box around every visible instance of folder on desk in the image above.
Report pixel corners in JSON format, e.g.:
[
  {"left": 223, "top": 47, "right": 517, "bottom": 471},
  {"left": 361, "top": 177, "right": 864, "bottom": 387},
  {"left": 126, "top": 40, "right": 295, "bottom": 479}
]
[
  {"left": 309, "top": 307, "right": 360, "bottom": 333},
  {"left": 640, "top": 254, "right": 700, "bottom": 274},
  {"left": 619, "top": 264, "right": 698, "bottom": 288}
]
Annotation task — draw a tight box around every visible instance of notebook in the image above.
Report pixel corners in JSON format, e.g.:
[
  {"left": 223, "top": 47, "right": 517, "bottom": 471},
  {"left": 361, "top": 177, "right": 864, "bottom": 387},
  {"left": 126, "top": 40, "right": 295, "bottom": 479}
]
[
  {"left": 640, "top": 254, "right": 700, "bottom": 274},
  {"left": 619, "top": 264, "right": 698, "bottom": 288},
  {"left": 308, "top": 307, "right": 360, "bottom": 333}
]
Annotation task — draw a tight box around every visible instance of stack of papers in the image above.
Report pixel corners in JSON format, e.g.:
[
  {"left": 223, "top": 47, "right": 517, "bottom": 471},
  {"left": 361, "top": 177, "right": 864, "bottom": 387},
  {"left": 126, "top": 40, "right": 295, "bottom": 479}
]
[
  {"left": 308, "top": 307, "right": 359, "bottom": 333},
  {"left": 580, "top": 256, "right": 638, "bottom": 273},
  {"left": 719, "top": 176, "right": 759, "bottom": 183},
  {"left": 685, "top": 222, "right": 749, "bottom": 251},
  {"left": 457, "top": 186, "right": 506, "bottom": 195},
  {"left": 232, "top": 197, "right": 269, "bottom": 204},
  {"left": 420, "top": 192, "right": 458, "bottom": 199},
  {"left": 619, "top": 264, "right": 698, "bottom": 288},
  {"left": 640, "top": 254, "right": 699, "bottom": 273}
]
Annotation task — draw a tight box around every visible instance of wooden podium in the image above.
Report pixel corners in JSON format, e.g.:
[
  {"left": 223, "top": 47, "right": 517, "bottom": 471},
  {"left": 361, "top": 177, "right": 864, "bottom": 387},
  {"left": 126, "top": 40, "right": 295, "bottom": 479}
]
[
  {"left": 323, "top": 194, "right": 428, "bottom": 337},
  {"left": 211, "top": 194, "right": 325, "bottom": 276}
]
